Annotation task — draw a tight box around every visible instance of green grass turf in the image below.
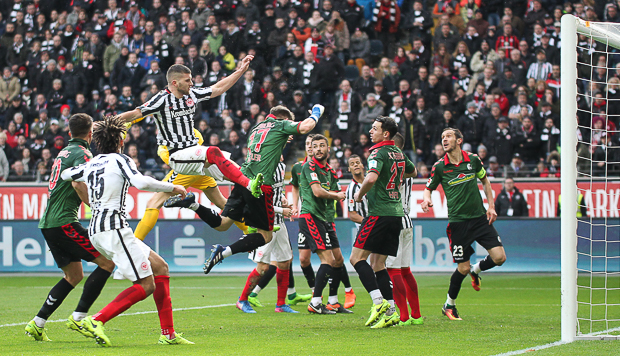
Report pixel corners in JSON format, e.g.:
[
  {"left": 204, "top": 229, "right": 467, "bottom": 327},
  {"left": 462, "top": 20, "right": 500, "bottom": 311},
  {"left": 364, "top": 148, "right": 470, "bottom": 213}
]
[{"left": 0, "top": 274, "right": 618, "bottom": 355}]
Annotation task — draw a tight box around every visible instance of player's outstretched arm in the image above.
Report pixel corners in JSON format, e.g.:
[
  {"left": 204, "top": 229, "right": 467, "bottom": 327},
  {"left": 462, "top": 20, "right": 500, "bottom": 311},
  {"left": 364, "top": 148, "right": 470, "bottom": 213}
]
[
  {"left": 480, "top": 175, "right": 497, "bottom": 224},
  {"left": 117, "top": 108, "right": 144, "bottom": 123},
  {"left": 210, "top": 55, "right": 254, "bottom": 97},
  {"left": 354, "top": 172, "right": 378, "bottom": 202}
]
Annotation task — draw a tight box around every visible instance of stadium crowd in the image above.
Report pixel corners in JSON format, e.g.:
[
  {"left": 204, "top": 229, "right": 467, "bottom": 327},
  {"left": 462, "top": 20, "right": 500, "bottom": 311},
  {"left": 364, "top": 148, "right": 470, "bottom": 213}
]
[{"left": 0, "top": 0, "right": 619, "bottom": 183}]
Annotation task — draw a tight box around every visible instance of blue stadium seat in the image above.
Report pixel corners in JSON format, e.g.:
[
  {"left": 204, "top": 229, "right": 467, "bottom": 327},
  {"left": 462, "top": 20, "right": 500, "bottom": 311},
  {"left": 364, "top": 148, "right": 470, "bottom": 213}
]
[{"left": 345, "top": 65, "right": 360, "bottom": 81}]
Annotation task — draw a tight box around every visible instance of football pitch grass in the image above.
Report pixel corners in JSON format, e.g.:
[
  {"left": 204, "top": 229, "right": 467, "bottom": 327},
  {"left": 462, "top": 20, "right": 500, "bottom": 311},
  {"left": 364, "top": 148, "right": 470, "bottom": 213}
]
[{"left": 1, "top": 274, "right": 618, "bottom": 355}]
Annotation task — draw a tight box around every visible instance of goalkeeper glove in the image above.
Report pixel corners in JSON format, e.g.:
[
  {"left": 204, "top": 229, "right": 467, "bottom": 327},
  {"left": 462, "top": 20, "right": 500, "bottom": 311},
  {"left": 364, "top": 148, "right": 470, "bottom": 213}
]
[{"left": 309, "top": 104, "right": 325, "bottom": 122}]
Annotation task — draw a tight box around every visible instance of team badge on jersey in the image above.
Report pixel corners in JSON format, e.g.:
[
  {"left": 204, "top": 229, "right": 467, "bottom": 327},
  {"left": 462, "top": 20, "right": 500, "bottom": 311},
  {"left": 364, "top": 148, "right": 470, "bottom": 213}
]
[
  {"left": 186, "top": 98, "right": 194, "bottom": 106},
  {"left": 141, "top": 262, "right": 149, "bottom": 271},
  {"left": 311, "top": 172, "right": 318, "bottom": 180},
  {"left": 368, "top": 160, "right": 377, "bottom": 169}
]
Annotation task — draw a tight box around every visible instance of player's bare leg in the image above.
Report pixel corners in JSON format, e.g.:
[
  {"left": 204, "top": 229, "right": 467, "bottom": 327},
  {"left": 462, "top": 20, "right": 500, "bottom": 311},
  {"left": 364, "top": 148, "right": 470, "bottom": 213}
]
[{"left": 470, "top": 246, "right": 507, "bottom": 291}]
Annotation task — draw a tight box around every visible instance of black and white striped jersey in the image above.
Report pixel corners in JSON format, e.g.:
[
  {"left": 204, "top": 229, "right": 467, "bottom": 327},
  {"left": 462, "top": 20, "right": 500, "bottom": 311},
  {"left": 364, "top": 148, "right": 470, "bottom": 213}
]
[
  {"left": 345, "top": 178, "right": 368, "bottom": 228},
  {"left": 273, "top": 162, "right": 286, "bottom": 226},
  {"left": 61, "top": 153, "right": 174, "bottom": 236},
  {"left": 138, "top": 87, "right": 213, "bottom": 149},
  {"left": 400, "top": 177, "right": 413, "bottom": 229}
]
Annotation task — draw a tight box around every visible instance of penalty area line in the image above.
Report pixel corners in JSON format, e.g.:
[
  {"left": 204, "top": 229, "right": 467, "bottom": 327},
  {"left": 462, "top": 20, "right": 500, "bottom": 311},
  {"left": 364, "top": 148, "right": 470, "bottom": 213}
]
[
  {"left": 0, "top": 303, "right": 236, "bottom": 328},
  {"left": 492, "top": 340, "right": 568, "bottom": 356}
]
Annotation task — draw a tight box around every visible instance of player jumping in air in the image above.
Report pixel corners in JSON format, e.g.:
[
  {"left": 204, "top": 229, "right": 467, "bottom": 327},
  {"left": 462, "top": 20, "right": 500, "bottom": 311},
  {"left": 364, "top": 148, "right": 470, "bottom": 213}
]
[
  {"left": 62, "top": 116, "right": 192, "bottom": 346},
  {"left": 422, "top": 128, "right": 507, "bottom": 321},
  {"left": 196, "top": 105, "right": 322, "bottom": 283},
  {"left": 298, "top": 135, "right": 350, "bottom": 314},
  {"left": 25, "top": 114, "right": 115, "bottom": 342},
  {"left": 353, "top": 117, "right": 417, "bottom": 328},
  {"left": 112, "top": 58, "right": 264, "bottom": 200}
]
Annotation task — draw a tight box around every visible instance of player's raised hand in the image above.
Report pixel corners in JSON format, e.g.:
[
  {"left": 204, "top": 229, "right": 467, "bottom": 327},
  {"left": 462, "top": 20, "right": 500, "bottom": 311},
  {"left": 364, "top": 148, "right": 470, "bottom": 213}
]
[
  {"left": 421, "top": 198, "right": 433, "bottom": 213},
  {"left": 172, "top": 185, "right": 187, "bottom": 199},
  {"left": 486, "top": 206, "right": 497, "bottom": 225},
  {"left": 238, "top": 55, "right": 254, "bottom": 72}
]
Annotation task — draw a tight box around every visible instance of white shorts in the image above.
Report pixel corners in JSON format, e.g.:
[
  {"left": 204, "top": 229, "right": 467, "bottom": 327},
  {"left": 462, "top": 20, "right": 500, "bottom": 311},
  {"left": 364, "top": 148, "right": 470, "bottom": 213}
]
[
  {"left": 386, "top": 227, "right": 413, "bottom": 269},
  {"left": 91, "top": 227, "right": 153, "bottom": 282},
  {"left": 168, "top": 146, "right": 230, "bottom": 180},
  {"left": 248, "top": 224, "right": 293, "bottom": 263}
]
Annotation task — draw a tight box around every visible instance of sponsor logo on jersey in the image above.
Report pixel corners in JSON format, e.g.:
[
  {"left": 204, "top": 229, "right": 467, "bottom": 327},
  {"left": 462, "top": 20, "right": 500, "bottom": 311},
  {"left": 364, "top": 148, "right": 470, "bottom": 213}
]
[
  {"left": 368, "top": 160, "right": 377, "bottom": 169},
  {"left": 448, "top": 173, "right": 475, "bottom": 186},
  {"left": 171, "top": 107, "right": 196, "bottom": 118}
]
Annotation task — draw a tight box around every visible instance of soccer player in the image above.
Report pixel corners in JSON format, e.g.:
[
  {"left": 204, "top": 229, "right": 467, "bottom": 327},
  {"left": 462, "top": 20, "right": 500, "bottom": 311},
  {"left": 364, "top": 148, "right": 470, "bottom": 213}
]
[
  {"left": 236, "top": 161, "right": 300, "bottom": 313},
  {"left": 113, "top": 58, "right": 263, "bottom": 199},
  {"left": 61, "top": 116, "right": 192, "bottom": 346},
  {"left": 387, "top": 133, "right": 423, "bottom": 326},
  {"left": 291, "top": 135, "right": 356, "bottom": 309},
  {"left": 298, "top": 134, "right": 348, "bottom": 314},
  {"left": 201, "top": 104, "right": 323, "bottom": 278},
  {"left": 25, "top": 114, "right": 115, "bottom": 342},
  {"left": 352, "top": 117, "right": 417, "bottom": 329},
  {"left": 133, "top": 127, "right": 248, "bottom": 243},
  {"left": 422, "top": 127, "right": 507, "bottom": 321},
  {"left": 345, "top": 154, "right": 368, "bottom": 231}
]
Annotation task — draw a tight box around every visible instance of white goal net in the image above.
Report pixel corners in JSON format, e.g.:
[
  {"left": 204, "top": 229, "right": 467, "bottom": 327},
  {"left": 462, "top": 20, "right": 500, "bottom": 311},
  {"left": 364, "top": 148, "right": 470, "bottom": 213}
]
[{"left": 561, "top": 14, "right": 620, "bottom": 342}]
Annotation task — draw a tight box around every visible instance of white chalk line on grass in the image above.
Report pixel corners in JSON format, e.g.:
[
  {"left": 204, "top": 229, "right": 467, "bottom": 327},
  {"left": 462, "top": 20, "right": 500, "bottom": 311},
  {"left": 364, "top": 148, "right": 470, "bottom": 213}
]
[
  {"left": 492, "top": 340, "right": 568, "bottom": 356},
  {"left": 0, "top": 303, "right": 236, "bottom": 328}
]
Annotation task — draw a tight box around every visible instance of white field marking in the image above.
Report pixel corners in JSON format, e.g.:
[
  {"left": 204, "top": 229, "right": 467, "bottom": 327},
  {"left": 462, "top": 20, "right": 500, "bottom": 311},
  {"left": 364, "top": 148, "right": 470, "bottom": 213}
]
[
  {"left": 0, "top": 303, "right": 235, "bottom": 328},
  {"left": 492, "top": 340, "right": 568, "bottom": 356},
  {"left": 2, "top": 286, "right": 560, "bottom": 290}
]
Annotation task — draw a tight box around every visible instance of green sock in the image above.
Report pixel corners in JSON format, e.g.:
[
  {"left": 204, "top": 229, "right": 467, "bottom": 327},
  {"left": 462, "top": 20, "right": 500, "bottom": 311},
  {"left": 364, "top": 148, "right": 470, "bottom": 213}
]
[{"left": 249, "top": 292, "right": 258, "bottom": 298}]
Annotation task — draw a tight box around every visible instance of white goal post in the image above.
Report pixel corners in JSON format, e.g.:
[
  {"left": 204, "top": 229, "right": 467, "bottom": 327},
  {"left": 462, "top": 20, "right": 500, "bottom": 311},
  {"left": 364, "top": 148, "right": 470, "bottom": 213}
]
[{"left": 561, "top": 14, "right": 620, "bottom": 342}]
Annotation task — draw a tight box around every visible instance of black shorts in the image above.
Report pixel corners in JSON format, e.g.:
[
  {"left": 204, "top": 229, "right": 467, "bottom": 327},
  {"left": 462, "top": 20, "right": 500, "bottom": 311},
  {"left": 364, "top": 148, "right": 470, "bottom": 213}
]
[
  {"left": 446, "top": 215, "right": 503, "bottom": 263},
  {"left": 298, "top": 214, "right": 332, "bottom": 252},
  {"left": 326, "top": 222, "right": 340, "bottom": 249},
  {"left": 354, "top": 216, "right": 401, "bottom": 257},
  {"left": 41, "top": 222, "right": 100, "bottom": 269},
  {"left": 222, "top": 184, "right": 274, "bottom": 231}
]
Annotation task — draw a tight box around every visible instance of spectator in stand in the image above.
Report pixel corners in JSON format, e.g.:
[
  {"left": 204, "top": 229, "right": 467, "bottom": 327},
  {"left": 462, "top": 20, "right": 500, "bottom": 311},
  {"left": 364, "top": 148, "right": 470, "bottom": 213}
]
[
  {"left": 403, "top": 1, "right": 433, "bottom": 46},
  {"left": 334, "top": 79, "right": 362, "bottom": 117},
  {"left": 486, "top": 156, "right": 503, "bottom": 178},
  {"left": 401, "top": 106, "right": 427, "bottom": 162},
  {"left": 310, "top": 44, "right": 343, "bottom": 107},
  {"left": 371, "top": 0, "right": 401, "bottom": 57},
  {"left": 1, "top": 68, "right": 20, "bottom": 107},
  {"left": 358, "top": 93, "right": 385, "bottom": 134},
  {"left": 348, "top": 28, "right": 370, "bottom": 72},
  {"left": 353, "top": 65, "right": 376, "bottom": 98},
  {"left": 495, "top": 23, "right": 518, "bottom": 59},
  {"left": 526, "top": 49, "right": 552, "bottom": 81},
  {"left": 35, "top": 161, "right": 50, "bottom": 183},
  {"left": 495, "top": 177, "right": 529, "bottom": 217},
  {"left": 505, "top": 153, "right": 529, "bottom": 178},
  {"left": 7, "top": 160, "right": 33, "bottom": 182}
]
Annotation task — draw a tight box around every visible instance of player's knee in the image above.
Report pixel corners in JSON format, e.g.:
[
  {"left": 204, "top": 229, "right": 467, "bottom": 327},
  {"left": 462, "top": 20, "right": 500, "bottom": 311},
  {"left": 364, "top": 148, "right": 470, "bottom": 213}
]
[
  {"left": 300, "top": 254, "right": 311, "bottom": 266},
  {"left": 493, "top": 254, "right": 506, "bottom": 266},
  {"left": 97, "top": 258, "right": 115, "bottom": 273},
  {"left": 153, "top": 260, "right": 170, "bottom": 277},
  {"left": 65, "top": 273, "right": 84, "bottom": 286},
  {"left": 256, "top": 263, "right": 269, "bottom": 275},
  {"left": 141, "top": 279, "right": 156, "bottom": 296},
  {"left": 349, "top": 256, "right": 359, "bottom": 266},
  {"left": 333, "top": 254, "right": 344, "bottom": 267},
  {"left": 457, "top": 263, "right": 470, "bottom": 275}
]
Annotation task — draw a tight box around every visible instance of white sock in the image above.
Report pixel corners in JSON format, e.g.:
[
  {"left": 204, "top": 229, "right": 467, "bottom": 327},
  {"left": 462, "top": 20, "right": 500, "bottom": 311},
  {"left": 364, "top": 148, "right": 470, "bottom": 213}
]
[
  {"left": 188, "top": 202, "right": 199, "bottom": 211},
  {"left": 369, "top": 289, "right": 383, "bottom": 305},
  {"left": 388, "top": 299, "right": 395, "bottom": 308},
  {"left": 33, "top": 316, "right": 46, "bottom": 328},
  {"left": 472, "top": 262, "right": 482, "bottom": 275},
  {"left": 386, "top": 307, "right": 396, "bottom": 316},
  {"left": 345, "top": 287, "right": 352, "bottom": 293},
  {"left": 72, "top": 311, "right": 87, "bottom": 322},
  {"left": 328, "top": 296, "right": 339, "bottom": 305},
  {"left": 311, "top": 296, "right": 322, "bottom": 306},
  {"left": 287, "top": 287, "right": 296, "bottom": 295},
  {"left": 252, "top": 286, "right": 262, "bottom": 295},
  {"left": 445, "top": 294, "right": 456, "bottom": 306},
  {"left": 222, "top": 246, "right": 232, "bottom": 258}
]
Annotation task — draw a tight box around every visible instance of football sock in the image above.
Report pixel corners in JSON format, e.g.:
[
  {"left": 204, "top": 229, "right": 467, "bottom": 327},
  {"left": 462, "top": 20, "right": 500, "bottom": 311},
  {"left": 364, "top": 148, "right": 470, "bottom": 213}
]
[
  {"left": 375, "top": 269, "right": 394, "bottom": 301},
  {"left": 445, "top": 294, "right": 456, "bottom": 306},
  {"left": 257, "top": 264, "right": 277, "bottom": 290},
  {"left": 353, "top": 260, "right": 380, "bottom": 295},
  {"left": 328, "top": 266, "right": 343, "bottom": 304},
  {"left": 478, "top": 255, "right": 498, "bottom": 272},
  {"left": 313, "top": 264, "right": 332, "bottom": 299},
  {"left": 195, "top": 205, "right": 222, "bottom": 228},
  {"left": 447, "top": 269, "right": 468, "bottom": 301},
  {"left": 72, "top": 312, "right": 87, "bottom": 322},
  {"left": 33, "top": 316, "right": 46, "bottom": 328},
  {"left": 93, "top": 284, "right": 147, "bottom": 324},
  {"left": 340, "top": 265, "right": 352, "bottom": 289},
  {"left": 240, "top": 269, "right": 261, "bottom": 301},
  {"left": 401, "top": 267, "right": 421, "bottom": 319},
  {"left": 301, "top": 263, "right": 315, "bottom": 289},
  {"left": 36, "top": 278, "right": 74, "bottom": 321},
  {"left": 311, "top": 296, "right": 322, "bottom": 306},
  {"left": 369, "top": 289, "right": 384, "bottom": 305},
  {"left": 276, "top": 268, "right": 289, "bottom": 306},
  {"left": 229, "top": 233, "right": 266, "bottom": 255},
  {"left": 75, "top": 267, "right": 112, "bottom": 313},
  {"left": 387, "top": 268, "right": 409, "bottom": 321},
  {"left": 153, "top": 276, "right": 175, "bottom": 337},
  {"left": 288, "top": 260, "right": 295, "bottom": 288},
  {"left": 205, "top": 146, "right": 250, "bottom": 188},
  {"left": 134, "top": 208, "right": 159, "bottom": 241}
]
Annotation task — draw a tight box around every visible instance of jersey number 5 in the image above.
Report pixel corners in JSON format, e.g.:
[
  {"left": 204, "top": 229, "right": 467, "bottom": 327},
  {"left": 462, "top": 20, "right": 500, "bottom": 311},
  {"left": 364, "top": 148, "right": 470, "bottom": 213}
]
[
  {"left": 248, "top": 128, "right": 270, "bottom": 152},
  {"left": 386, "top": 161, "right": 406, "bottom": 191},
  {"left": 88, "top": 168, "right": 106, "bottom": 200}
]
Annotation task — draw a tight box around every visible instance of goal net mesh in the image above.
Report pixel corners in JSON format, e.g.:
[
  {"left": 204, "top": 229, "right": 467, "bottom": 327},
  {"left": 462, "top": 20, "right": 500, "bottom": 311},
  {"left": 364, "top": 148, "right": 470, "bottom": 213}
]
[{"left": 573, "top": 20, "right": 620, "bottom": 337}]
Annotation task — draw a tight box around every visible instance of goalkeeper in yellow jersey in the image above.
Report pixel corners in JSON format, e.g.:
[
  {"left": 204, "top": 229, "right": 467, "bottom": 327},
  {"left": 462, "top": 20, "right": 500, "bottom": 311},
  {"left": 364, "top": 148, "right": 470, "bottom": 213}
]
[{"left": 131, "top": 119, "right": 248, "bottom": 242}]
